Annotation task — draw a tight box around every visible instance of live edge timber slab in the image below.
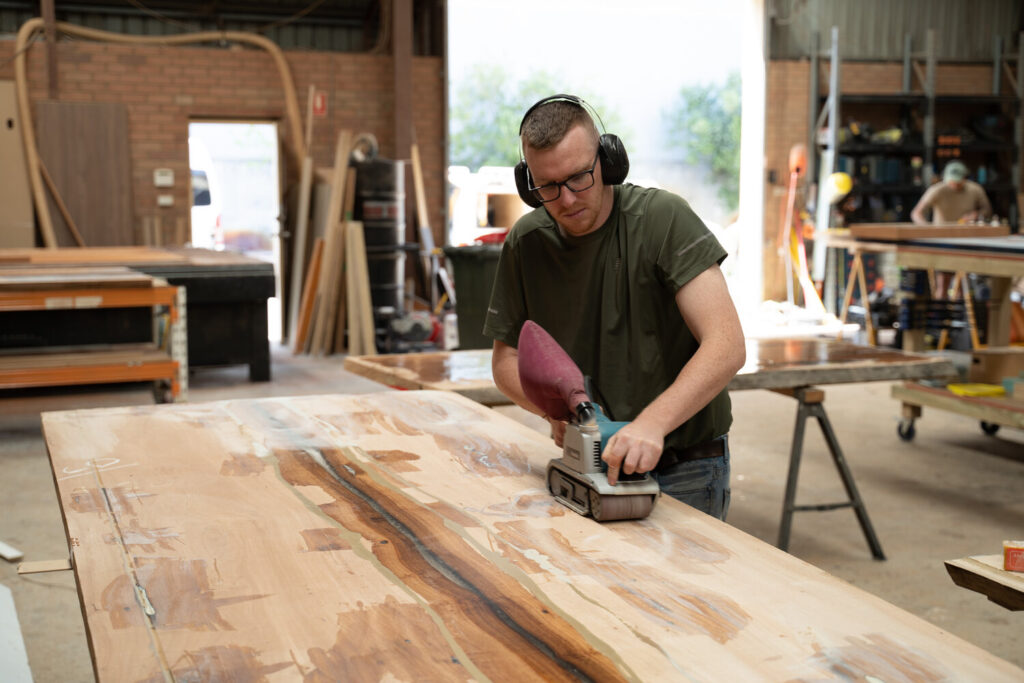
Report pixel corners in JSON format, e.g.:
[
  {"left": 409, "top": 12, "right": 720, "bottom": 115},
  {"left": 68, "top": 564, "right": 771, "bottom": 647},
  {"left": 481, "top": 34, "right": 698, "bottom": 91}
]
[
  {"left": 42, "top": 391, "right": 1020, "bottom": 681},
  {"left": 344, "top": 339, "right": 957, "bottom": 399}
]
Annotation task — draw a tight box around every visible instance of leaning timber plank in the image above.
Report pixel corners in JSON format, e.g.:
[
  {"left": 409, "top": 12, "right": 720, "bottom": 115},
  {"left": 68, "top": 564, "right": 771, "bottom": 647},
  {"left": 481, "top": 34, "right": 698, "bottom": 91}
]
[
  {"left": 310, "top": 131, "right": 352, "bottom": 355},
  {"left": 344, "top": 220, "right": 376, "bottom": 356},
  {"left": 40, "top": 391, "right": 1022, "bottom": 681},
  {"left": 946, "top": 555, "right": 1024, "bottom": 611},
  {"left": 293, "top": 237, "right": 324, "bottom": 354}
]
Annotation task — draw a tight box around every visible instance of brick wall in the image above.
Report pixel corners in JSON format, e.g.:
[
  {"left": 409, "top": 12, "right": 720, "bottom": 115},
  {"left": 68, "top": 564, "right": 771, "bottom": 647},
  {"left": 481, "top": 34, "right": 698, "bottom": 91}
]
[
  {"left": 763, "top": 59, "right": 1016, "bottom": 302},
  {"left": 0, "top": 38, "right": 445, "bottom": 248}
]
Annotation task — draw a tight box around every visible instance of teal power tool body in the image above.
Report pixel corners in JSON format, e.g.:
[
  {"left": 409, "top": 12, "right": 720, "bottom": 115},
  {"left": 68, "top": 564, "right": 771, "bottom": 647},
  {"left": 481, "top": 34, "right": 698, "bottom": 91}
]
[{"left": 517, "top": 320, "right": 660, "bottom": 521}]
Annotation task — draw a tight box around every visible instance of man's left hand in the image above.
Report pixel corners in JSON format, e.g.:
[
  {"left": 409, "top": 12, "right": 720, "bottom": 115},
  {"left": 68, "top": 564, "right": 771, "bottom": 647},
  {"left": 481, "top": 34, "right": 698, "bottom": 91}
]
[{"left": 602, "top": 421, "right": 663, "bottom": 486}]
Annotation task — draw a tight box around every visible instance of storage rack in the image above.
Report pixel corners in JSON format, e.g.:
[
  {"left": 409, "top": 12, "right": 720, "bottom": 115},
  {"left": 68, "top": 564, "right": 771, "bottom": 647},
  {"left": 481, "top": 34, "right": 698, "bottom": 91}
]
[
  {"left": 0, "top": 270, "right": 188, "bottom": 402},
  {"left": 811, "top": 27, "right": 1023, "bottom": 314}
]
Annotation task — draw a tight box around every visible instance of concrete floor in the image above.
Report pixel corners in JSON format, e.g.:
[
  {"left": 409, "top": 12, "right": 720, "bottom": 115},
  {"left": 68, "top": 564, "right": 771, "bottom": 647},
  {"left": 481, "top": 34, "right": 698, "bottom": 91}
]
[{"left": 1, "top": 343, "right": 1022, "bottom": 680}]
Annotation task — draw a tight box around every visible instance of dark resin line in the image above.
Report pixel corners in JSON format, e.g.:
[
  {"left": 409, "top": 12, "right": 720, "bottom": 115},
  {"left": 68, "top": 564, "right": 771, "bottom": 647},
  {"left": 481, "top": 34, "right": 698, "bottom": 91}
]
[{"left": 306, "top": 446, "right": 595, "bottom": 683}]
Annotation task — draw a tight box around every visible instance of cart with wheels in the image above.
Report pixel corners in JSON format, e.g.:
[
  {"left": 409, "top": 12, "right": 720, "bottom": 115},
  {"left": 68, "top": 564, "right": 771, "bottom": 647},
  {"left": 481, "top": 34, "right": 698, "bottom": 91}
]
[{"left": 892, "top": 381, "right": 1024, "bottom": 441}]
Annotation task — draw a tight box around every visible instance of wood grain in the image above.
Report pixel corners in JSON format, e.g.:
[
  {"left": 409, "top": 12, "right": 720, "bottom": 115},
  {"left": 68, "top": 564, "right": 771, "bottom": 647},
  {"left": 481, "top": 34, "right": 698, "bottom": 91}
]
[{"left": 42, "top": 391, "right": 1023, "bottom": 681}]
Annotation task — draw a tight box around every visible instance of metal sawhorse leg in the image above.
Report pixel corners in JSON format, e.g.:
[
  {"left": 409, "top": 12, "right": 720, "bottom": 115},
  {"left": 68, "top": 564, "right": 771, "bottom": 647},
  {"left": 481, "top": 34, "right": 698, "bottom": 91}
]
[{"left": 773, "top": 386, "right": 886, "bottom": 560}]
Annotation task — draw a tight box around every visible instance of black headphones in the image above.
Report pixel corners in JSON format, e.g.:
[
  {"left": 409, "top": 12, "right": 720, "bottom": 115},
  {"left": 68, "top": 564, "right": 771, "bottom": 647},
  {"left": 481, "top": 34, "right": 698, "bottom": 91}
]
[{"left": 513, "top": 94, "right": 629, "bottom": 208}]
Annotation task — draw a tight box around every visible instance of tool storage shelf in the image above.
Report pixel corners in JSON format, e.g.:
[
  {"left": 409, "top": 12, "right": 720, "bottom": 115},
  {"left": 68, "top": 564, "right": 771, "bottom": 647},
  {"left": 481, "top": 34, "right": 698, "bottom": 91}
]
[{"left": 0, "top": 266, "right": 187, "bottom": 402}]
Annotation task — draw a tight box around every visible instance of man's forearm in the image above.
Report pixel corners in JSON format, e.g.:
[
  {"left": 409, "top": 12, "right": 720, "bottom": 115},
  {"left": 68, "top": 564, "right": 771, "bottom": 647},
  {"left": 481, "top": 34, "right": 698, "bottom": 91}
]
[
  {"left": 632, "top": 335, "right": 745, "bottom": 439},
  {"left": 491, "top": 342, "right": 546, "bottom": 417}
]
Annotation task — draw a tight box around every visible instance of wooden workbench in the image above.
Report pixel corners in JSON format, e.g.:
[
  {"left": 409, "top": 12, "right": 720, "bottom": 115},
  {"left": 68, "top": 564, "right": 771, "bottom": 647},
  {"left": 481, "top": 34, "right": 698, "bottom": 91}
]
[
  {"left": 945, "top": 554, "right": 1024, "bottom": 612},
  {"left": 344, "top": 339, "right": 955, "bottom": 399},
  {"left": 0, "top": 247, "right": 275, "bottom": 380},
  {"left": 42, "top": 391, "right": 1021, "bottom": 681},
  {"left": 0, "top": 266, "right": 187, "bottom": 401}
]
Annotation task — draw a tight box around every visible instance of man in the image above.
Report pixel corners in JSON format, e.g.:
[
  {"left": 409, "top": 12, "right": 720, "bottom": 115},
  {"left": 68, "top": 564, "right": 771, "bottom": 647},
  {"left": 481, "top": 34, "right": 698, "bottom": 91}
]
[
  {"left": 484, "top": 95, "right": 746, "bottom": 520},
  {"left": 910, "top": 160, "right": 991, "bottom": 226},
  {"left": 910, "top": 160, "right": 993, "bottom": 299}
]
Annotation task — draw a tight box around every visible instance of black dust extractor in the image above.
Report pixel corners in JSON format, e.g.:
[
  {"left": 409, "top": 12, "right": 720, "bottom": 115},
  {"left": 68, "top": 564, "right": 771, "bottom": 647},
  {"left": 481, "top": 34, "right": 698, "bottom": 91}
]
[{"left": 352, "top": 156, "right": 433, "bottom": 352}]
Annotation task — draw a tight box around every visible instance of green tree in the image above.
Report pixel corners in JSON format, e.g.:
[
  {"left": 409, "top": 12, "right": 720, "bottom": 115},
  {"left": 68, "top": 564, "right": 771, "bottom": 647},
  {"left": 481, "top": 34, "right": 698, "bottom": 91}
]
[
  {"left": 665, "top": 71, "right": 742, "bottom": 210},
  {"left": 449, "top": 65, "right": 627, "bottom": 170}
]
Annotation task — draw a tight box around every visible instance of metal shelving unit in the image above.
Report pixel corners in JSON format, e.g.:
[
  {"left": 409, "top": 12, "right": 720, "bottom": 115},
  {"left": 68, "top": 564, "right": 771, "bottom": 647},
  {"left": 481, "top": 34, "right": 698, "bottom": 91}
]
[{"left": 812, "top": 27, "right": 1024, "bottom": 313}]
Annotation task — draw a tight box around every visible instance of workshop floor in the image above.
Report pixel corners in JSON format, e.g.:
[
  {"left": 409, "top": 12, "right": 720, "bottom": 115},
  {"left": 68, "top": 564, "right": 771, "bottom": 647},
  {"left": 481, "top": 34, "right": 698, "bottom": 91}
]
[{"left": 1, "top": 343, "right": 1022, "bottom": 681}]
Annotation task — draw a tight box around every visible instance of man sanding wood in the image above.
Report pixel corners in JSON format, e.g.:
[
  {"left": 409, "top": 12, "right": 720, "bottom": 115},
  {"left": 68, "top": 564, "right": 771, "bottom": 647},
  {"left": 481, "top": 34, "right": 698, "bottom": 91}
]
[
  {"left": 483, "top": 94, "right": 746, "bottom": 520},
  {"left": 910, "top": 160, "right": 992, "bottom": 226}
]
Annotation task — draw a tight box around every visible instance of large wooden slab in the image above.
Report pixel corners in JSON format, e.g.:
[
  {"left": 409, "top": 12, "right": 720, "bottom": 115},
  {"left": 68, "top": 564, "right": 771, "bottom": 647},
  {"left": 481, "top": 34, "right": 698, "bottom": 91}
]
[
  {"left": 42, "top": 391, "right": 1021, "bottom": 681},
  {"left": 848, "top": 222, "right": 1010, "bottom": 241},
  {"left": 729, "top": 338, "right": 956, "bottom": 390},
  {"left": 343, "top": 340, "right": 956, "bottom": 399}
]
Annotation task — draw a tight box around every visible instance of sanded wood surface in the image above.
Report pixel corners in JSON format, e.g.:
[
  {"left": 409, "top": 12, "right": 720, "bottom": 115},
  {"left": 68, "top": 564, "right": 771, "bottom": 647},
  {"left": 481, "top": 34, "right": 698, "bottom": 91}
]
[
  {"left": 344, "top": 349, "right": 506, "bottom": 405},
  {"left": 343, "top": 340, "right": 956, "bottom": 401},
  {"left": 42, "top": 391, "right": 1021, "bottom": 681},
  {"left": 847, "top": 223, "right": 1010, "bottom": 241},
  {"left": 946, "top": 555, "right": 1024, "bottom": 611}
]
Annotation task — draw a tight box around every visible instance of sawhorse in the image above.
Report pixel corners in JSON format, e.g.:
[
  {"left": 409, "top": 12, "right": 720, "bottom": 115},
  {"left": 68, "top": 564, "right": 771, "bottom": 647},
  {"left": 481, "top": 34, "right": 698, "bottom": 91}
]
[{"left": 772, "top": 386, "right": 886, "bottom": 560}]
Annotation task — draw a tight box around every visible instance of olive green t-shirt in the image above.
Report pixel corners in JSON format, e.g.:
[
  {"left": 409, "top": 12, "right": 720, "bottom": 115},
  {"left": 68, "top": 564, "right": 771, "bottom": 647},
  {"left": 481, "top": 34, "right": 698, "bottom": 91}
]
[{"left": 483, "top": 183, "right": 732, "bottom": 463}]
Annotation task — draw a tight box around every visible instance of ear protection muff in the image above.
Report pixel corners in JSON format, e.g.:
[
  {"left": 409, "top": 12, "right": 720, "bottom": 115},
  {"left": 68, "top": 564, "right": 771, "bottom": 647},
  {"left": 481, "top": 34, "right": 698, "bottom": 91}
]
[{"left": 514, "top": 94, "right": 630, "bottom": 208}]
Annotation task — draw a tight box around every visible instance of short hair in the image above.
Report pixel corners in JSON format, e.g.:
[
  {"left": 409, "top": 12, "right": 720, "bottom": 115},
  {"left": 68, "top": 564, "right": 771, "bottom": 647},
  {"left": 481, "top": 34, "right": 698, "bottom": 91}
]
[{"left": 520, "top": 100, "right": 599, "bottom": 151}]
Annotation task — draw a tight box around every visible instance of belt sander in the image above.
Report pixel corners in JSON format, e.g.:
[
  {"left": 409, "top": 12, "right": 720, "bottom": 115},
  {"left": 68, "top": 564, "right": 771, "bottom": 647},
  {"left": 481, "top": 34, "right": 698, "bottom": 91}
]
[{"left": 518, "top": 321, "right": 660, "bottom": 521}]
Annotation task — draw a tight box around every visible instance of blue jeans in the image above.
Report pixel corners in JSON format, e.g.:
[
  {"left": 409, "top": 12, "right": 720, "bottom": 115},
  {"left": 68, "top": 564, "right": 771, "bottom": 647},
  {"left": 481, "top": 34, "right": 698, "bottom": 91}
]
[{"left": 653, "top": 436, "right": 730, "bottom": 520}]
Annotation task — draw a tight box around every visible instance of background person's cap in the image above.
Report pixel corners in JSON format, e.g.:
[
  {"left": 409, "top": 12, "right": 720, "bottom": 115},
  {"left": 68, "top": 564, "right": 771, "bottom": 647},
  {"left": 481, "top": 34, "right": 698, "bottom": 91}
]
[{"left": 943, "top": 161, "right": 968, "bottom": 182}]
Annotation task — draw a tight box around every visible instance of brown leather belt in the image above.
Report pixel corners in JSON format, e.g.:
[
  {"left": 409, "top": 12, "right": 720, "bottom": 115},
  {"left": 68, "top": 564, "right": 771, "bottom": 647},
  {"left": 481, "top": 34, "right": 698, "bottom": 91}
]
[{"left": 658, "top": 435, "right": 726, "bottom": 468}]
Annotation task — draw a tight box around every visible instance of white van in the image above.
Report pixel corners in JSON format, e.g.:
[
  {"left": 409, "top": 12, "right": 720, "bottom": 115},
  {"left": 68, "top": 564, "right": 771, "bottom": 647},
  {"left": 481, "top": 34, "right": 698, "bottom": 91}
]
[{"left": 189, "top": 136, "right": 223, "bottom": 249}]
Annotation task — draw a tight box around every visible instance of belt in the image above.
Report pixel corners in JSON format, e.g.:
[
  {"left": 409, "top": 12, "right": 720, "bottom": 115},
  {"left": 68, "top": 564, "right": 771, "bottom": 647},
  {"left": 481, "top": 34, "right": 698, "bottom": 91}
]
[{"left": 658, "top": 435, "right": 726, "bottom": 468}]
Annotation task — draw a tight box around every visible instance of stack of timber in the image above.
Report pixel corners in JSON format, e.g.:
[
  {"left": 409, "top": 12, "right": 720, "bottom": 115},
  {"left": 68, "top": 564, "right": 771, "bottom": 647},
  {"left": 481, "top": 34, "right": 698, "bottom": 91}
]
[{"left": 290, "top": 129, "right": 376, "bottom": 356}]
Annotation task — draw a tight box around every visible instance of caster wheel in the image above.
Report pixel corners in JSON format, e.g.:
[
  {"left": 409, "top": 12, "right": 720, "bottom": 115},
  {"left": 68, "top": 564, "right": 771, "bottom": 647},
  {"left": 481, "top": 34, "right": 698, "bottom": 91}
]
[
  {"left": 980, "top": 421, "right": 1000, "bottom": 436},
  {"left": 897, "top": 420, "right": 916, "bottom": 442}
]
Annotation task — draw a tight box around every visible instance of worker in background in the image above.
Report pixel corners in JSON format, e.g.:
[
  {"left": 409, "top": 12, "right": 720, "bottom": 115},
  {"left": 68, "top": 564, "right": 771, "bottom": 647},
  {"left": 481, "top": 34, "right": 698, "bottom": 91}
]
[
  {"left": 484, "top": 95, "right": 746, "bottom": 520},
  {"left": 910, "top": 161, "right": 994, "bottom": 300},
  {"left": 910, "top": 160, "right": 992, "bottom": 226}
]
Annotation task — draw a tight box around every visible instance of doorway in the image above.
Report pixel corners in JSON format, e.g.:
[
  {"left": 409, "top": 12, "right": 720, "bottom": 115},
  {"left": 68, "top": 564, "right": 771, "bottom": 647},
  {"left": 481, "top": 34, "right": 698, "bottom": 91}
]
[{"left": 188, "top": 121, "right": 283, "bottom": 341}]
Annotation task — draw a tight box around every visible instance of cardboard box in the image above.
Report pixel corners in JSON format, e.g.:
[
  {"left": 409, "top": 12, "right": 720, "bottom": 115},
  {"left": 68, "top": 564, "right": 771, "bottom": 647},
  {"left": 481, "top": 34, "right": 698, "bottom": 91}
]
[{"left": 968, "top": 348, "right": 1024, "bottom": 384}]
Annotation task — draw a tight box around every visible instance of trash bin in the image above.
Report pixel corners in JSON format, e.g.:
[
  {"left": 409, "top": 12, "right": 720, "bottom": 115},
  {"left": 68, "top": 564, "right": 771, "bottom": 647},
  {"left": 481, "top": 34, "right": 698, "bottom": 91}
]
[{"left": 443, "top": 244, "right": 503, "bottom": 349}]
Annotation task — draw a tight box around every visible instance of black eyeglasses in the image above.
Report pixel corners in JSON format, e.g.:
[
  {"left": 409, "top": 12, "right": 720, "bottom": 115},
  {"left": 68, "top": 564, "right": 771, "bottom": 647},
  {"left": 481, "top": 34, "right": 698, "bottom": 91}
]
[{"left": 529, "top": 151, "right": 599, "bottom": 203}]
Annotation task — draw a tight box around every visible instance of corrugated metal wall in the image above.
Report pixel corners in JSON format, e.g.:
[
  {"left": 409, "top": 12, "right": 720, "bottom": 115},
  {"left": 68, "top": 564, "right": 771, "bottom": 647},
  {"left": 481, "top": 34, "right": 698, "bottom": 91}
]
[{"left": 769, "top": 0, "right": 1022, "bottom": 61}]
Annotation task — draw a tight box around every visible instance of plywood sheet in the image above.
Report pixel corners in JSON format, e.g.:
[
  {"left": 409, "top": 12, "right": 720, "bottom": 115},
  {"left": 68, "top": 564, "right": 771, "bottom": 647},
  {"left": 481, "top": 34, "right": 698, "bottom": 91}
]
[
  {"left": 0, "top": 81, "right": 34, "bottom": 248},
  {"left": 42, "top": 391, "right": 1022, "bottom": 681},
  {"left": 35, "top": 101, "right": 134, "bottom": 246}
]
